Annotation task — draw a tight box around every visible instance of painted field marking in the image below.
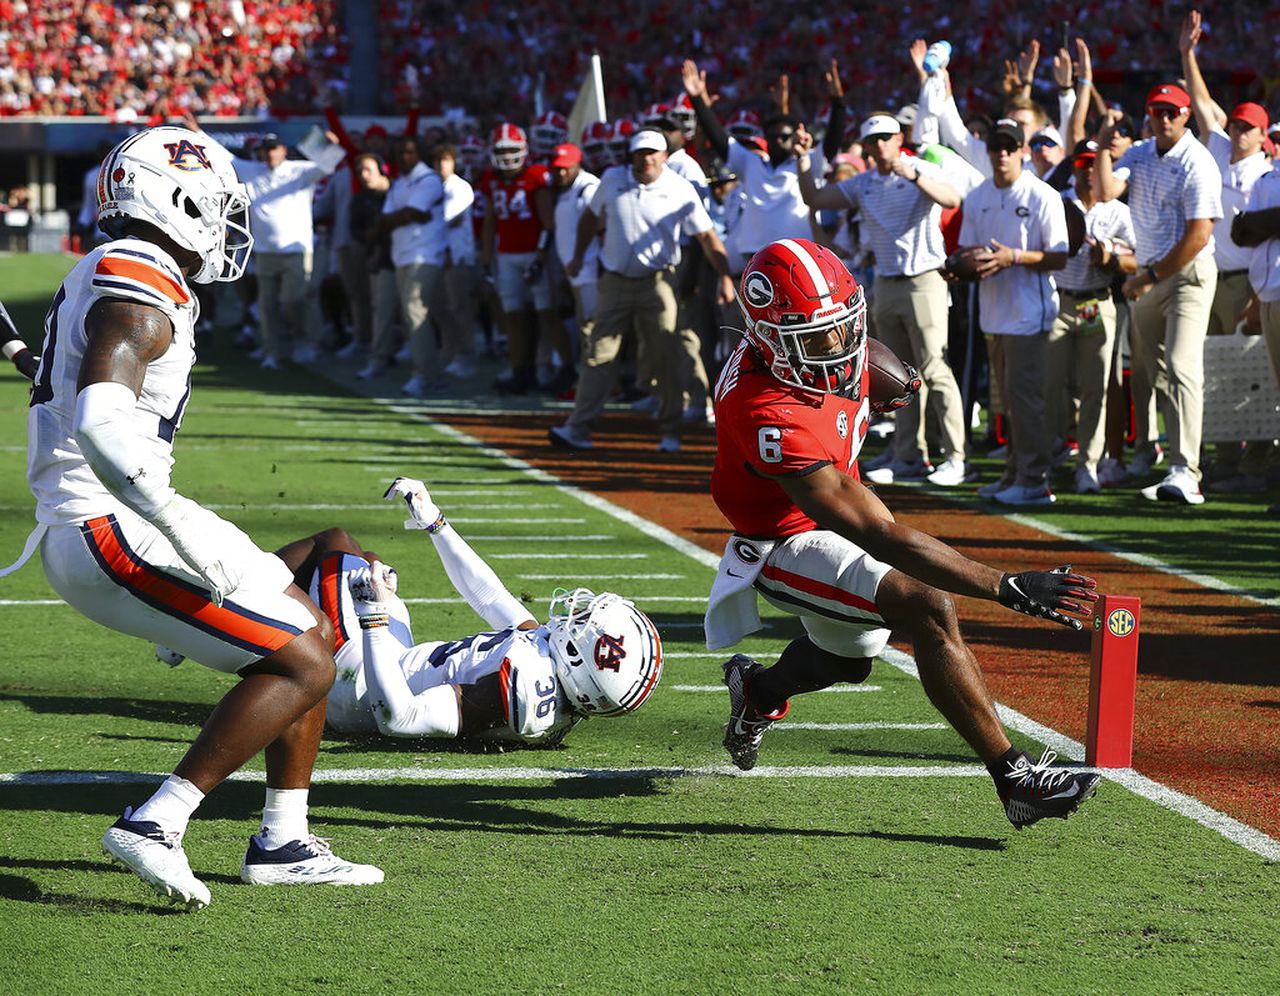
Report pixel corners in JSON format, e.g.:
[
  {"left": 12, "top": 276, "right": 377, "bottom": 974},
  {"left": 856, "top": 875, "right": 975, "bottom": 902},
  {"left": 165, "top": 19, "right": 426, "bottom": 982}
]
[
  {"left": 673, "top": 684, "right": 883, "bottom": 694},
  {"left": 0, "top": 599, "right": 66, "bottom": 606},
  {"left": 519, "top": 573, "right": 684, "bottom": 581},
  {"left": 458, "top": 535, "right": 615, "bottom": 542},
  {"left": 202, "top": 503, "right": 574, "bottom": 516},
  {"left": 777, "top": 722, "right": 948, "bottom": 731},
  {"left": 0, "top": 765, "right": 991, "bottom": 787},
  {"left": 490, "top": 553, "right": 649, "bottom": 560}
]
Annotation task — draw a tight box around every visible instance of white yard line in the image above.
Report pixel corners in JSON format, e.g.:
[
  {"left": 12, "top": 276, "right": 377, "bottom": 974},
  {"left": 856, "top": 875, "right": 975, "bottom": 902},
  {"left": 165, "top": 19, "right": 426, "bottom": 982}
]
[
  {"left": 519, "top": 573, "right": 685, "bottom": 581},
  {"left": 490, "top": 553, "right": 649, "bottom": 560},
  {"left": 672, "top": 684, "right": 883, "bottom": 693},
  {"left": 776, "top": 722, "right": 948, "bottom": 731}
]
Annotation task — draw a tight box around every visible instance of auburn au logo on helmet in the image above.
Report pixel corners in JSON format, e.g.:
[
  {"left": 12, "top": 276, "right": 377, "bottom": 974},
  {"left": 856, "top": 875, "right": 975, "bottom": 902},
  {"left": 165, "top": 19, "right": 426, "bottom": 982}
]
[
  {"left": 162, "top": 140, "right": 213, "bottom": 172},
  {"left": 593, "top": 633, "right": 626, "bottom": 672}
]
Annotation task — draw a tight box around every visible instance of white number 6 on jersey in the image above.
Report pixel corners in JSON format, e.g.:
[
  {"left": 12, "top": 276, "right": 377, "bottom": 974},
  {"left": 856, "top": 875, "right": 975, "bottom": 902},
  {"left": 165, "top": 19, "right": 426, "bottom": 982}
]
[{"left": 758, "top": 426, "right": 783, "bottom": 463}]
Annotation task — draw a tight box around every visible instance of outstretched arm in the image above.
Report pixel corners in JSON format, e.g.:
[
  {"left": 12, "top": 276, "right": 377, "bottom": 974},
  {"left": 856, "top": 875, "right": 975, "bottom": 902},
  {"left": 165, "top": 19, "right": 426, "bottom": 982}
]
[
  {"left": 384, "top": 477, "right": 537, "bottom": 630},
  {"left": 1179, "top": 10, "right": 1224, "bottom": 145},
  {"left": 821, "top": 59, "right": 847, "bottom": 162},
  {"left": 683, "top": 59, "right": 730, "bottom": 160}
]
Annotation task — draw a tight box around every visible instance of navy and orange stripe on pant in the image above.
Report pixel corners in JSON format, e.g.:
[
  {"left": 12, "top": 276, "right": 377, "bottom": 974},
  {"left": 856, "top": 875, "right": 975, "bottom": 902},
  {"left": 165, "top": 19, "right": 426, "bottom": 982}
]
[
  {"left": 315, "top": 552, "right": 350, "bottom": 653},
  {"left": 81, "top": 515, "right": 302, "bottom": 658}
]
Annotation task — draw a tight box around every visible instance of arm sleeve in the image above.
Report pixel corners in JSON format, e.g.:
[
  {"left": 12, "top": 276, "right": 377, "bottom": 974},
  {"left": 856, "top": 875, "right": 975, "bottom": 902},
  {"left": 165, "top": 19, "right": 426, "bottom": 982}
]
[
  {"left": 73, "top": 381, "right": 177, "bottom": 517},
  {"left": 935, "top": 96, "right": 992, "bottom": 178},
  {"left": 691, "top": 93, "right": 730, "bottom": 159},
  {"left": 362, "top": 625, "right": 461, "bottom": 737},
  {"left": 430, "top": 523, "right": 538, "bottom": 630},
  {"left": 822, "top": 101, "right": 846, "bottom": 162}
]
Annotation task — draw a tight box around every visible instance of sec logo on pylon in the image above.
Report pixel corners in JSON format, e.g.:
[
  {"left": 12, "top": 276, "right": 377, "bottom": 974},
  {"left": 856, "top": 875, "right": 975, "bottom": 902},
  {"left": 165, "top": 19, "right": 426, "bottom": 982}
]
[{"left": 1106, "top": 608, "right": 1135, "bottom": 638}]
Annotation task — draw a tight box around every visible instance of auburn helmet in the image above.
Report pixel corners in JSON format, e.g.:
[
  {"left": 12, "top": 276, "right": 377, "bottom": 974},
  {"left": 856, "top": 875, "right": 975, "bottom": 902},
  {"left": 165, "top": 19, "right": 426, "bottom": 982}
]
[
  {"left": 738, "top": 238, "right": 868, "bottom": 398},
  {"left": 489, "top": 123, "right": 528, "bottom": 172}
]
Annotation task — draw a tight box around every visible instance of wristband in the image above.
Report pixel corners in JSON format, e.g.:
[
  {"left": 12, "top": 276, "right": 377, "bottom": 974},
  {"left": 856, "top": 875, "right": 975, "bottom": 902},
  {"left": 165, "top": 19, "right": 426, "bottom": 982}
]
[
  {"left": 2, "top": 340, "right": 26, "bottom": 361},
  {"left": 908, "top": 170, "right": 920, "bottom": 183},
  {"left": 1012, "top": 248, "right": 1022, "bottom": 266},
  {"left": 425, "top": 513, "right": 448, "bottom": 535},
  {"left": 359, "top": 614, "right": 389, "bottom": 629}
]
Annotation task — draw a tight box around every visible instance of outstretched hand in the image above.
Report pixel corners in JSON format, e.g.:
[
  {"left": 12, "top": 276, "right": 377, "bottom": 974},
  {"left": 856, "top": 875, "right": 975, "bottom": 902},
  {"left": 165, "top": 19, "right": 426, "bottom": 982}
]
[
  {"left": 1179, "top": 9, "right": 1202, "bottom": 54},
  {"left": 350, "top": 560, "right": 399, "bottom": 607},
  {"left": 997, "top": 565, "right": 1098, "bottom": 630},
  {"left": 681, "top": 59, "right": 707, "bottom": 100},
  {"left": 383, "top": 476, "right": 443, "bottom": 530}
]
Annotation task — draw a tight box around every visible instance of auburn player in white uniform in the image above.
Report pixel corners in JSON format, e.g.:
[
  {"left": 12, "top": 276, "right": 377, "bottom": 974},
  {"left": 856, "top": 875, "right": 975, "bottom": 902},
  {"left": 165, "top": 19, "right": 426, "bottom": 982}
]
[
  {"left": 21, "top": 126, "right": 381, "bottom": 911},
  {"left": 270, "top": 479, "right": 663, "bottom": 744},
  {"left": 705, "top": 238, "right": 1103, "bottom": 828}
]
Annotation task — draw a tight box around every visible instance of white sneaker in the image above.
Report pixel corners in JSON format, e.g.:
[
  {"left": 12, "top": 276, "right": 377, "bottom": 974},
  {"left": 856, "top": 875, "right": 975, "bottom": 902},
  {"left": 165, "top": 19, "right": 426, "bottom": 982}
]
[
  {"left": 657, "top": 434, "right": 681, "bottom": 453},
  {"left": 1127, "top": 443, "right": 1165, "bottom": 478},
  {"left": 926, "top": 457, "right": 967, "bottom": 487},
  {"left": 1074, "top": 466, "right": 1102, "bottom": 494},
  {"left": 993, "top": 482, "right": 1057, "bottom": 506},
  {"left": 864, "top": 458, "right": 933, "bottom": 485},
  {"left": 401, "top": 375, "right": 426, "bottom": 398},
  {"left": 240, "top": 833, "right": 384, "bottom": 886},
  {"left": 291, "top": 343, "right": 320, "bottom": 364},
  {"left": 1141, "top": 465, "right": 1205, "bottom": 505},
  {"left": 1097, "top": 457, "right": 1128, "bottom": 487},
  {"left": 977, "top": 477, "right": 1015, "bottom": 498},
  {"left": 259, "top": 355, "right": 281, "bottom": 371},
  {"left": 102, "top": 808, "right": 211, "bottom": 911},
  {"left": 547, "top": 424, "right": 594, "bottom": 451}
]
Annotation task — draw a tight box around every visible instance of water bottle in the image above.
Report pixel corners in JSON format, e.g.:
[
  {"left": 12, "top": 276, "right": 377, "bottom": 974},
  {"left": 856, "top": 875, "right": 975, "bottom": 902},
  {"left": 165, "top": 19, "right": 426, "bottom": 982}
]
[{"left": 922, "top": 40, "right": 952, "bottom": 75}]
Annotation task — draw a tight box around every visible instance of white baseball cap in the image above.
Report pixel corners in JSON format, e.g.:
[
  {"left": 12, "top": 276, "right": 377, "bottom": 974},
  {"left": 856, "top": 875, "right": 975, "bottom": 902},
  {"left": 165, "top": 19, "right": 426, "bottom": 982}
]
[
  {"left": 629, "top": 129, "right": 668, "bottom": 154},
  {"left": 859, "top": 114, "right": 902, "bottom": 141}
]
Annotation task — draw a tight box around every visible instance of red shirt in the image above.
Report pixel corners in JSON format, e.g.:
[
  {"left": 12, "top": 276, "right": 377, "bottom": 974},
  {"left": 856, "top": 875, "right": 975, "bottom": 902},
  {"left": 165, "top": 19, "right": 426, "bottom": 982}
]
[
  {"left": 711, "top": 340, "right": 871, "bottom": 539},
  {"left": 477, "top": 164, "right": 550, "bottom": 253}
]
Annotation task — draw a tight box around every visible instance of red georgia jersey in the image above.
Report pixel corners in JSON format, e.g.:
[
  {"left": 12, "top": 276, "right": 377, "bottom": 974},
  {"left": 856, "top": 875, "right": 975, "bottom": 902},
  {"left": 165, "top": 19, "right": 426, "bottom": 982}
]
[
  {"left": 711, "top": 340, "right": 871, "bottom": 539},
  {"left": 477, "top": 164, "right": 550, "bottom": 253}
]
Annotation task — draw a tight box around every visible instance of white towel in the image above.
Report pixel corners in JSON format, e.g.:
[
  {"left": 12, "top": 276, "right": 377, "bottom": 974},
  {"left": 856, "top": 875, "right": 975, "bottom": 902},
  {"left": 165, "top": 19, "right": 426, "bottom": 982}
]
[
  {"left": 0, "top": 522, "right": 47, "bottom": 579},
  {"left": 703, "top": 535, "right": 776, "bottom": 651}
]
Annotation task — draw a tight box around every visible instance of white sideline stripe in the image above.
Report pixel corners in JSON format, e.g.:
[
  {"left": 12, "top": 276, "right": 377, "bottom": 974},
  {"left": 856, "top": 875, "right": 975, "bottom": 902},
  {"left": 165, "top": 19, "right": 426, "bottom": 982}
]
[
  {"left": 201, "top": 503, "right": 568, "bottom": 514},
  {"left": 0, "top": 599, "right": 66, "bottom": 606},
  {"left": 0, "top": 765, "right": 990, "bottom": 787},
  {"left": 520, "top": 573, "right": 684, "bottom": 580},
  {"left": 0, "top": 596, "right": 709, "bottom": 608},
  {"left": 877, "top": 647, "right": 1280, "bottom": 861},
  {"left": 490, "top": 553, "right": 649, "bottom": 560},
  {"left": 777, "top": 722, "right": 948, "bottom": 731},
  {"left": 459, "top": 535, "right": 614, "bottom": 542},
  {"left": 344, "top": 383, "right": 1280, "bottom": 858},
  {"left": 673, "top": 684, "right": 883, "bottom": 693},
  {"left": 1003, "top": 512, "right": 1280, "bottom": 609}
]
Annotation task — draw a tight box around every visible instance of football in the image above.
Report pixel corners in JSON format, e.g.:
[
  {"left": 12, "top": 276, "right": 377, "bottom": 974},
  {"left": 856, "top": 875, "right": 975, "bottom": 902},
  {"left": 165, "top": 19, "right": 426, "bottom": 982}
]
[
  {"left": 867, "top": 338, "right": 922, "bottom": 414},
  {"left": 944, "top": 244, "right": 991, "bottom": 282}
]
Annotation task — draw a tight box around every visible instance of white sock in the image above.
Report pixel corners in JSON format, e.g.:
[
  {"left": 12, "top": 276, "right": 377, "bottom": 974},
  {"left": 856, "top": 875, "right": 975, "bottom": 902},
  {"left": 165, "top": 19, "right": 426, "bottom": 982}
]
[
  {"left": 131, "top": 775, "right": 205, "bottom": 837},
  {"left": 258, "top": 787, "right": 310, "bottom": 847}
]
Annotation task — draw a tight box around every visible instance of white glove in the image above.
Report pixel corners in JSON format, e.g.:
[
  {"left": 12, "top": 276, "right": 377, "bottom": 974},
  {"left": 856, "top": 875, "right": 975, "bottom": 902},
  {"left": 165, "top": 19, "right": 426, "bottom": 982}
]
[
  {"left": 349, "top": 561, "right": 399, "bottom": 614},
  {"left": 383, "top": 476, "right": 442, "bottom": 531},
  {"left": 152, "top": 496, "right": 244, "bottom": 606}
]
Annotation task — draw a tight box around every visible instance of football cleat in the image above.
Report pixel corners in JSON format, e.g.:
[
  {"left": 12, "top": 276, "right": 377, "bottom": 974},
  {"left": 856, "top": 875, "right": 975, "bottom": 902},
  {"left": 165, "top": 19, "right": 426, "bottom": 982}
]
[
  {"left": 240, "top": 834, "right": 385, "bottom": 886},
  {"left": 101, "top": 807, "right": 211, "bottom": 911},
  {"left": 999, "top": 749, "right": 1100, "bottom": 829},
  {"left": 722, "top": 654, "right": 788, "bottom": 771}
]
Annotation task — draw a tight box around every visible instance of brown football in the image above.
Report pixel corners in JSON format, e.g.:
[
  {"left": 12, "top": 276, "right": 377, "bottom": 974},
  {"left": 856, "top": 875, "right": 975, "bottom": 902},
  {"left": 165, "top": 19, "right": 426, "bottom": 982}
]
[
  {"left": 868, "top": 338, "right": 922, "bottom": 414},
  {"left": 944, "top": 244, "right": 990, "bottom": 282}
]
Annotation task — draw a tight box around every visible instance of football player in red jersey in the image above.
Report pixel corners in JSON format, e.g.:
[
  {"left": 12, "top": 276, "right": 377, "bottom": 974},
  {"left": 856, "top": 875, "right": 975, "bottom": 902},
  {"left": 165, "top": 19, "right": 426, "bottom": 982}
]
[
  {"left": 706, "top": 238, "right": 1102, "bottom": 829},
  {"left": 477, "top": 124, "right": 564, "bottom": 393}
]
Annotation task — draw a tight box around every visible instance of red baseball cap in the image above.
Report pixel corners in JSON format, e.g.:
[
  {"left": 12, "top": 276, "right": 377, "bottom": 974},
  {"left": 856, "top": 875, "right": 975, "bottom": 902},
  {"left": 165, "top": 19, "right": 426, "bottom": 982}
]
[
  {"left": 1228, "top": 102, "right": 1269, "bottom": 133},
  {"left": 548, "top": 143, "right": 582, "bottom": 169},
  {"left": 1145, "top": 84, "right": 1191, "bottom": 110}
]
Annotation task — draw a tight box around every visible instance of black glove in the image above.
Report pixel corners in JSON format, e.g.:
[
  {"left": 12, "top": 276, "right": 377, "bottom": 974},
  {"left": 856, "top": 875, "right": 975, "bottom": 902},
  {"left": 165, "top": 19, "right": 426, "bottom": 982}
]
[
  {"left": 12, "top": 346, "right": 38, "bottom": 381},
  {"left": 997, "top": 565, "right": 1097, "bottom": 630}
]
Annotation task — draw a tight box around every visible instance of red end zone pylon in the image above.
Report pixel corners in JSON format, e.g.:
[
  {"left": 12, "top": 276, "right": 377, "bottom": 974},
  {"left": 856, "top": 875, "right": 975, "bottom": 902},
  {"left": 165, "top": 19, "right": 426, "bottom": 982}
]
[{"left": 1085, "top": 595, "right": 1141, "bottom": 767}]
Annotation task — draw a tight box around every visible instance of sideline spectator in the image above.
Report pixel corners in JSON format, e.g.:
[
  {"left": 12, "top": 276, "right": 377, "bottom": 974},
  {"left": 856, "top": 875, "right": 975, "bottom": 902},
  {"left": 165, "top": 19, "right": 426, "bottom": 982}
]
[
  {"left": 431, "top": 144, "right": 481, "bottom": 380},
  {"left": 1095, "top": 82, "right": 1222, "bottom": 505},
  {"left": 962, "top": 118, "right": 1069, "bottom": 505},
  {"left": 350, "top": 153, "right": 399, "bottom": 381},
  {"left": 550, "top": 143, "right": 601, "bottom": 362},
  {"left": 797, "top": 112, "right": 969, "bottom": 488},
  {"left": 548, "top": 128, "right": 735, "bottom": 454}
]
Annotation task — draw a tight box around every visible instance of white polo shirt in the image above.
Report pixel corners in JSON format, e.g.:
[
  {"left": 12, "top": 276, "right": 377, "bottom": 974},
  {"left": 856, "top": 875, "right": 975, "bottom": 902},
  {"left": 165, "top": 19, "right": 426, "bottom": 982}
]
[
  {"left": 441, "top": 173, "right": 476, "bottom": 266},
  {"left": 1206, "top": 129, "right": 1271, "bottom": 274},
  {"left": 959, "top": 168, "right": 1069, "bottom": 335},
  {"left": 590, "top": 163, "right": 712, "bottom": 278},
  {"left": 834, "top": 158, "right": 951, "bottom": 277},
  {"left": 727, "top": 138, "right": 822, "bottom": 261},
  {"left": 232, "top": 157, "right": 330, "bottom": 254},
  {"left": 1115, "top": 131, "right": 1222, "bottom": 268},
  {"left": 1245, "top": 164, "right": 1280, "bottom": 303},
  {"left": 382, "top": 162, "right": 445, "bottom": 268},
  {"left": 554, "top": 168, "right": 601, "bottom": 288},
  {"left": 1058, "top": 195, "right": 1136, "bottom": 294}
]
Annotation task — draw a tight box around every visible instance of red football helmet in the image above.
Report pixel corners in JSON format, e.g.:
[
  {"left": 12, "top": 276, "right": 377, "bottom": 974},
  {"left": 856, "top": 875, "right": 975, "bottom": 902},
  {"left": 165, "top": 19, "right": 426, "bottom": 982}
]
[
  {"left": 641, "top": 102, "right": 671, "bottom": 128},
  {"left": 608, "top": 118, "right": 636, "bottom": 160},
  {"left": 489, "top": 123, "right": 528, "bottom": 172},
  {"left": 670, "top": 93, "right": 698, "bottom": 137},
  {"left": 459, "top": 134, "right": 486, "bottom": 173},
  {"left": 581, "top": 120, "right": 614, "bottom": 171},
  {"left": 727, "top": 109, "right": 762, "bottom": 140},
  {"left": 738, "top": 238, "right": 867, "bottom": 398},
  {"left": 530, "top": 110, "right": 568, "bottom": 157}
]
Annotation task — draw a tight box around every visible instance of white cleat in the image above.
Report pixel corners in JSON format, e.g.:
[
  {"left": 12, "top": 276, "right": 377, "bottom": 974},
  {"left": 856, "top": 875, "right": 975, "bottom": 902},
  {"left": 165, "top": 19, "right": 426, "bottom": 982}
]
[
  {"left": 240, "top": 834, "right": 385, "bottom": 886},
  {"left": 102, "top": 808, "right": 211, "bottom": 911}
]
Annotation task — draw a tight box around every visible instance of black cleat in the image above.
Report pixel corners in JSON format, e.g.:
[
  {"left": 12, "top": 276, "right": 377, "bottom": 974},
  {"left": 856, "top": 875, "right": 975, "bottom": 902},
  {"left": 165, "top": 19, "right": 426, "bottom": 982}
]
[
  {"left": 721, "top": 654, "right": 788, "bottom": 771},
  {"left": 999, "top": 749, "right": 1100, "bottom": 828}
]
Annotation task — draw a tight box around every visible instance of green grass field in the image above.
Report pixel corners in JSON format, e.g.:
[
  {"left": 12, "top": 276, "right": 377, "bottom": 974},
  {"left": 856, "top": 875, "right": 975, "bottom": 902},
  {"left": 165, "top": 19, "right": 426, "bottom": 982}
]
[{"left": 1, "top": 254, "right": 1277, "bottom": 994}]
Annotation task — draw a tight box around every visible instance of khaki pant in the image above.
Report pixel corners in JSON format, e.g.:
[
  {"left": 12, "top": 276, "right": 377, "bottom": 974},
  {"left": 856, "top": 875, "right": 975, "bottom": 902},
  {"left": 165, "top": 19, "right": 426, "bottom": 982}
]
[
  {"left": 1129, "top": 255, "right": 1217, "bottom": 478},
  {"left": 989, "top": 332, "right": 1051, "bottom": 487},
  {"left": 873, "top": 270, "right": 966, "bottom": 464},
  {"left": 674, "top": 250, "right": 711, "bottom": 412},
  {"left": 436, "top": 262, "right": 480, "bottom": 365},
  {"left": 255, "top": 250, "right": 312, "bottom": 361},
  {"left": 368, "top": 268, "right": 400, "bottom": 364},
  {"left": 1047, "top": 290, "right": 1116, "bottom": 472},
  {"left": 566, "top": 269, "right": 681, "bottom": 437},
  {"left": 338, "top": 244, "right": 373, "bottom": 346},
  {"left": 1207, "top": 269, "right": 1252, "bottom": 336},
  {"left": 395, "top": 262, "right": 442, "bottom": 378}
]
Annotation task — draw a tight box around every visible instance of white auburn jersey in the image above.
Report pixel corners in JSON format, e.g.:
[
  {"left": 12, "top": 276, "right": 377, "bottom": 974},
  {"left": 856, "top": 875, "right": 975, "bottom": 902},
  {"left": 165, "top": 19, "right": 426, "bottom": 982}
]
[
  {"left": 315, "top": 555, "right": 577, "bottom": 744},
  {"left": 27, "top": 238, "right": 198, "bottom": 526}
]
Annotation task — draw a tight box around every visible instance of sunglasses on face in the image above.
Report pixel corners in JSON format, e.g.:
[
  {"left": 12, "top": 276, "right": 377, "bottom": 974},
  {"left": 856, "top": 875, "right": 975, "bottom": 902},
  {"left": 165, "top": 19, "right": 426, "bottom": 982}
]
[
  {"left": 768, "top": 131, "right": 796, "bottom": 142},
  {"left": 1147, "top": 106, "right": 1183, "bottom": 120}
]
